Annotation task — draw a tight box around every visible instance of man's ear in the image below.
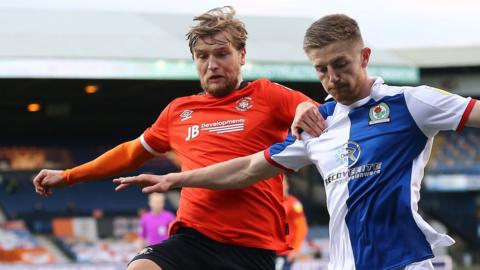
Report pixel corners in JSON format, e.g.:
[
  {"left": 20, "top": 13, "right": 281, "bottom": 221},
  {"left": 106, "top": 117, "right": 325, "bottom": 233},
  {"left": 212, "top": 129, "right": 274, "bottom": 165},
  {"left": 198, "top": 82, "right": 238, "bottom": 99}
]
[
  {"left": 240, "top": 48, "right": 246, "bottom": 65},
  {"left": 361, "top": 47, "right": 371, "bottom": 68}
]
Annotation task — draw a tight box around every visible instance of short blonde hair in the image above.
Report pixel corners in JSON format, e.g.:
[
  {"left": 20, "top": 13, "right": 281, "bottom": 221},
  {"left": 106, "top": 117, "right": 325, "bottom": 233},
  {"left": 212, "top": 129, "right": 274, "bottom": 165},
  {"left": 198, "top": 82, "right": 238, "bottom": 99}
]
[
  {"left": 303, "top": 14, "right": 363, "bottom": 51},
  {"left": 186, "top": 6, "right": 248, "bottom": 55}
]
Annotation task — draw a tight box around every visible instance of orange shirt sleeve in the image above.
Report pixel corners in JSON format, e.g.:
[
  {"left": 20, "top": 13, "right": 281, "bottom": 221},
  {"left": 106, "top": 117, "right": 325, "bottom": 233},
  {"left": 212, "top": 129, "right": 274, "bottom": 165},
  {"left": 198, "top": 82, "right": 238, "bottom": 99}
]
[
  {"left": 142, "top": 102, "right": 173, "bottom": 154},
  {"left": 64, "top": 138, "right": 154, "bottom": 185}
]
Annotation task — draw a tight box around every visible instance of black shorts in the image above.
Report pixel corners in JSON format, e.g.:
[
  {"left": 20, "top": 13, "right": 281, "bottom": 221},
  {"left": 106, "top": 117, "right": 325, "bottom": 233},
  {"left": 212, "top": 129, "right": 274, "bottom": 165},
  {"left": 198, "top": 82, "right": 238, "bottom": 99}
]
[{"left": 130, "top": 227, "right": 275, "bottom": 270}]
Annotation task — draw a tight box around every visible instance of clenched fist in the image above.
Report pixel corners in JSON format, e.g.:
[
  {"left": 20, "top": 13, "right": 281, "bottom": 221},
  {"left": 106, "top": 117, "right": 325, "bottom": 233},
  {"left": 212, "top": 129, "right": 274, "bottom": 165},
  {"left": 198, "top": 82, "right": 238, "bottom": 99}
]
[{"left": 32, "top": 169, "right": 67, "bottom": 196}]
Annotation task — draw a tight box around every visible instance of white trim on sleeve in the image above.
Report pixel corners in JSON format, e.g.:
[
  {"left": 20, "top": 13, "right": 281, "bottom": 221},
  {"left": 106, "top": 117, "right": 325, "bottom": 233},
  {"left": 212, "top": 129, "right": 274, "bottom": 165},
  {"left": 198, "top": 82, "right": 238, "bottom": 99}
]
[{"left": 140, "top": 134, "right": 162, "bottom": 156}]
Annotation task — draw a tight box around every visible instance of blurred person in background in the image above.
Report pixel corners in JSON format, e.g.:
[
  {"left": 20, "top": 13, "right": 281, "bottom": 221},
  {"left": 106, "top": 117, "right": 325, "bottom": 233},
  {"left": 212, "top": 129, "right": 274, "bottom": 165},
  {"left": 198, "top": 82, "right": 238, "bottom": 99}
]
[
  {"left": 138, "top": 193, "right": 175, "bottom": 249},
  {"left": 114, "top": 13, "right": 480, "bottom": 270},
  {"left": 276, "top": 175, "right": 308, "bottom": 270},
  {"left": 32, "top": 6, "right": 324, "bottom": 270}
]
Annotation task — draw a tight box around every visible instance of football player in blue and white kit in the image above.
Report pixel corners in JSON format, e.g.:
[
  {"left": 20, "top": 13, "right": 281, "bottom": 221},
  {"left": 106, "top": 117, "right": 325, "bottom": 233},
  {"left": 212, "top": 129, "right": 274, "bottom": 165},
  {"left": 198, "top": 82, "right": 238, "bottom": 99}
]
[{"left": 114, "top": 14, "right": 480, "bottom": 270}]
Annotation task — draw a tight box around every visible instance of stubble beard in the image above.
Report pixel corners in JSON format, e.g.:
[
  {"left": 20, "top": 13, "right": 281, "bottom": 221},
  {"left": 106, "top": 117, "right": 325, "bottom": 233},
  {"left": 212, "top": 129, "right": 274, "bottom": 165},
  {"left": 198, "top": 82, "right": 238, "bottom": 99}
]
[{"left": 202, "top": 77, "right": 239, "bottom": 97}]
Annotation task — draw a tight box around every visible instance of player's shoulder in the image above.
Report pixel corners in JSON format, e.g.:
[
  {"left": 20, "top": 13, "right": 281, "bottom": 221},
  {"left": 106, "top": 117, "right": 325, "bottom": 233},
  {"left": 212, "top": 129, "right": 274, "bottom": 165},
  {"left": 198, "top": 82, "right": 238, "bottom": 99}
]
[
  {"left": 286, "top": 195, "right": 304, "bottom": 212},
  {"left": 165, "top": 92, "right": 210, "bottom": 110},
  {"left": 371, "top": 82, "right": 408, "bottom": 100},
  {"left": 319, "top": 99, "right": 337, "bottom": 118},
  {"left": 251, "top": 78, "right": 273, "bottom": 86},
  {"left": 372, "top": 80, "right": 437, "bottom": 98},
  {"left": 170, "top": 91, "right": 207, "bottom": 103},
  {"left": 250, "top": 78, "right": 297, "bottom": 92},
  {"left": 286, "top": 194, "right": 301, "bottom": 203},
  {"left": 406, "top": 85, "right": 450, "bottom": 95},
  {"left": 394, "top": 85, "right": 453, "bottom": 101}
]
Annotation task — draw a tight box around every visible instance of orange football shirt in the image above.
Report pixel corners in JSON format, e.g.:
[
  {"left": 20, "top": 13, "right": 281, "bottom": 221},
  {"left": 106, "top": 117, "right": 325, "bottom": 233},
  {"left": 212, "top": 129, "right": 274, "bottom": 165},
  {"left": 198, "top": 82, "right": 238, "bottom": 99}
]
[
  {"left": 141, "top": 79, "right": 311, "bottom": 250},
  {"left": 280, "top": 195, "right": 308, "bottom": 255}
]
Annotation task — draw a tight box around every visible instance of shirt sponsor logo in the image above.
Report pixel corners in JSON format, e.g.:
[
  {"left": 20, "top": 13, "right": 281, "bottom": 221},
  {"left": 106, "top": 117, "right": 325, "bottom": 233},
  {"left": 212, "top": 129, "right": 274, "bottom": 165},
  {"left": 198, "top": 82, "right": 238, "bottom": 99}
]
[
  {"left": 369, "top": 102, "right": 390, "bottom": 125},
  {"left": 235, "top": 97, "right": 253, "bottom": 112},
  {"left": 336, "top": 141, "right": 361, "bottom": 167},
  {"left": 180, "top": 110, "right": 193, "bottom": 121},
  {"left": 327, "top": 141, "right": 382, "bottom": 185},
  {"left": 186, "top": 119, "right": 245, "bottom": 141},
  {"left": 324, "top": 162, "right": 383, "bottom": 186}
]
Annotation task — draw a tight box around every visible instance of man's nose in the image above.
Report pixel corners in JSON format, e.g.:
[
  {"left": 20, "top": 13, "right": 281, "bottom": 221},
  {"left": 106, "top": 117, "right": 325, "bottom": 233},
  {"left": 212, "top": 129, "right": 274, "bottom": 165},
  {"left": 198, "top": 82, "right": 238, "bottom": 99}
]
[
  {"left": 327, "top": 66, "right": 340, "bottom": 83},
  {"left": 207, "top": 56, "right": 219, "bottom": 70}
]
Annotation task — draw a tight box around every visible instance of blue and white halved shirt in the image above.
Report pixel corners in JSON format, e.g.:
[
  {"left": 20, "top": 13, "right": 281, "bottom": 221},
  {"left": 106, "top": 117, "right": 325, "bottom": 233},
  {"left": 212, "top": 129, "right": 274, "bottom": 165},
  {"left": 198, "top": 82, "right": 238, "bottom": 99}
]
[{"left": 265, "top": 78, "right": 476, "bottom": 270}]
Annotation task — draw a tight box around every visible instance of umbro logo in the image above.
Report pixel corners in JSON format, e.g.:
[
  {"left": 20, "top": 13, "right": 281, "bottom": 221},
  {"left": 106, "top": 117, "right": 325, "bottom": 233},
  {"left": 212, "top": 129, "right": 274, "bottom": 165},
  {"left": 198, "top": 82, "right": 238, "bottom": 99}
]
[{"left": 180, "top": 110, "right": 193, "bottom": 121}]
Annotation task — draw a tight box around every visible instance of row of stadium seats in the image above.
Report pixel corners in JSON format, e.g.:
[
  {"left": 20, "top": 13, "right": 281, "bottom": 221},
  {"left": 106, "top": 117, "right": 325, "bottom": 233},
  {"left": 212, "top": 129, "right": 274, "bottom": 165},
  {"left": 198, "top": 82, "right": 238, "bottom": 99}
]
[
  {"left": 0, "top": 220, "right": 54, "bottom": 264},
  {"left": 0, "top": 145, "right": 179, "bottom": 174},
  {"left": 64, "top": 239, "right": 137, "bottom": 263},
  {"left": 0, "top": 173, "right": 150, "bottom": 220},
  {"left": 428, "top": 128, "right": 480, "bottom": 174},
  {"left": 52, "top": 217, "right": 139, "bottom": 263}
]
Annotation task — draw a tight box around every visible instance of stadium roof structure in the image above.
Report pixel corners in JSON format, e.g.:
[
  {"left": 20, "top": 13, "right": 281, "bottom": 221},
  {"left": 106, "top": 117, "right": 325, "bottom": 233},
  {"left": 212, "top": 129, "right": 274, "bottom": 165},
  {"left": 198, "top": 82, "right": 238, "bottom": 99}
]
[
  {"left": 0, "top": 9, "right": 420, "bottom": 83},
  {"left": 392, "top": 46, "right": 480, "bottom": 68}
]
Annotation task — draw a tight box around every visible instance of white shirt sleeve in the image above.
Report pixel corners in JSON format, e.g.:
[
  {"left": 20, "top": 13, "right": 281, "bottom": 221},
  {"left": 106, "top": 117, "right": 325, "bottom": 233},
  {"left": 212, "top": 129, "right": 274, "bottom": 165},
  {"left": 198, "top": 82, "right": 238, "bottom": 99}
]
[
  {"left": 404, "top": 86, "right": 473, "bottom": 137},
  {"left": 264, "top": 134, "right": 311, "bottom": 171}
]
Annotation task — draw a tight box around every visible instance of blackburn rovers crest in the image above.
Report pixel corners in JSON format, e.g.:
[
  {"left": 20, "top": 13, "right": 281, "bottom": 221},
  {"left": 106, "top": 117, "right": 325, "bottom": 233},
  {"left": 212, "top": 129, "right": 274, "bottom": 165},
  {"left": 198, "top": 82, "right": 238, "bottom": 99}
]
[{"left": 369, "top": 102, "right": 390, "bottom": 125}]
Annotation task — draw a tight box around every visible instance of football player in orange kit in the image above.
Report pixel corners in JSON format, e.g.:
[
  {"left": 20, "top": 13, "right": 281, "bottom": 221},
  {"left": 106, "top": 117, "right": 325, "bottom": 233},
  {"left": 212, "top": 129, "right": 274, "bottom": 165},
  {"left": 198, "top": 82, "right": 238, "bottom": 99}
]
[
  {"left": 33, "top": 6, "right": 324, "bottom": 270},
  {"left": 276, "top": 176, "right": 308, "bottom": 270}
]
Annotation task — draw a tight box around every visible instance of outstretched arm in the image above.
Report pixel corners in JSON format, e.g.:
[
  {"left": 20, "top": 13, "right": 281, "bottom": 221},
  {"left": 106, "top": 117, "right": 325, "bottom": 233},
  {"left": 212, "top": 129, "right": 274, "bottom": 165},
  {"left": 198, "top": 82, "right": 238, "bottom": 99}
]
[
  {"left": 114, "top": 151, "right": 283, "bottom": 193},
  {"left": 33, "top": 138, "right": 153, "bottom": 196}
]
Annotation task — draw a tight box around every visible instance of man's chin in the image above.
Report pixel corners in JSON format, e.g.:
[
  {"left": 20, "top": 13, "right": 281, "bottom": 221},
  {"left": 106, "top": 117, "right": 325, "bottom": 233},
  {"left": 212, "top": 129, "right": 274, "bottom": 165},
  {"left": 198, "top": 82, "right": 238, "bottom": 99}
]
[
  {"left": 204, "top": 83, "right": 236, "bottom": 97},
  {"left": 204, "top": 87, "right": 231, "bottom": 97}
]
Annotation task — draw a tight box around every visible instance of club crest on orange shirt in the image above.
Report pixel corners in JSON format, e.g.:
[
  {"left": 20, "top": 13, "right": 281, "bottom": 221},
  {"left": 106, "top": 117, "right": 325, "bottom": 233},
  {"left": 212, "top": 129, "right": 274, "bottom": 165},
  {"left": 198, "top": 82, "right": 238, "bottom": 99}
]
[{"left": 235, "top": 97, "right": 253, "bottom": 112}]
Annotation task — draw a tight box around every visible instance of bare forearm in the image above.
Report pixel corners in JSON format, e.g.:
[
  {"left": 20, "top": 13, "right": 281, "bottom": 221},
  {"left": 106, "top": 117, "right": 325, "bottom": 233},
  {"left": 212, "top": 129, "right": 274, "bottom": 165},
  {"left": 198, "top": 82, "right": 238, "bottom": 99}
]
[
  {"left": 169, "top": 152, "right": 282, "bottom": 189},
  {"left": 113, "top": 152, "right": 284, "bottom": 193}
]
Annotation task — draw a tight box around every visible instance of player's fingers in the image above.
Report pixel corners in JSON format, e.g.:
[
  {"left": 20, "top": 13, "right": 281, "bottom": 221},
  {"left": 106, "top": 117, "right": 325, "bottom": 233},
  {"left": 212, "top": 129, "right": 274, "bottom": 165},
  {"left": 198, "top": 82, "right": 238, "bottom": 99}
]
[
  {"left": 142, "top": 186, "right": 156, "bottom": 194},
  {"left": 114, "top": 176, "right": 135, "bottom": 183},
  {"left": 115, "top": 183, "right": 130, "bottom": 192},
  {"left": 305, "top": 107, "right": 323, "bottom": 122},
  {"left": 304, "top": 110, "right": 325, "bottom": 136},
  {"left": 32, "top": 170, "right": 46, "bottom": 187},
  {"left": 33, "top": 171, "right": 56, "bottom": 196},
  {"left": 35, "top": 187, "right": 43, "bottom": 195},
  {"left": 291, "top": 127, "right": 301, "bottom": 140},
  {"left": 35, "top": 186, "right": 45, "bottom": 195},
  {"left": 115, "top": 175, "right": 156, "bottom": 187},
  {"left": 142, "top": 183, "right": 166, "bottom": 194},
  {"left": 34, "top": 180, "right": 46, "bottom": 195},
  {"left": 299, "top": 117, "right": 322, "bottom": 137},
  {"left": 308, "top": 123, "right": 324, "bottom": 137},
  {"left": 310, "top": 109, "right": 326, "bottom": 130},
  {"left": 112, "top": 177, "right": 124, "bottom": 184}
]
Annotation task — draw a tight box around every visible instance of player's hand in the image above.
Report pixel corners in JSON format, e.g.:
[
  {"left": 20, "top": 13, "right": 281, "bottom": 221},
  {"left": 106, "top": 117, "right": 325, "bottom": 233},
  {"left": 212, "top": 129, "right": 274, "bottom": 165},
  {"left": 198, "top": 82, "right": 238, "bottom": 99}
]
[
  {"left": 33, "top": 169, "right": 67, "bottom": 196},
  {"left": 291, "top": 101, "right": 325, "bottom": 139},
  {"left": 113, "top": 174, "right": 174, "bottom": 193}
]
